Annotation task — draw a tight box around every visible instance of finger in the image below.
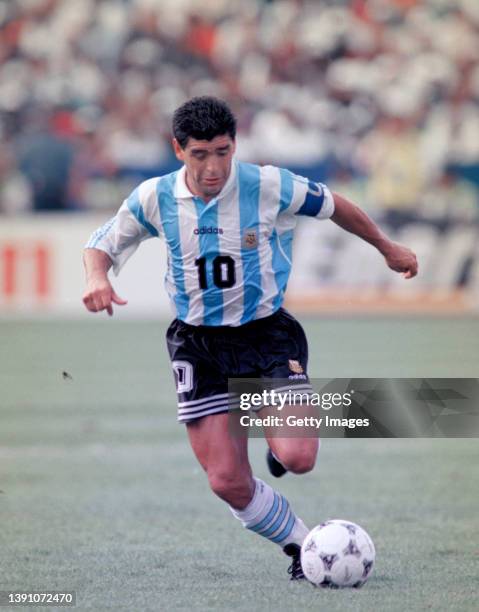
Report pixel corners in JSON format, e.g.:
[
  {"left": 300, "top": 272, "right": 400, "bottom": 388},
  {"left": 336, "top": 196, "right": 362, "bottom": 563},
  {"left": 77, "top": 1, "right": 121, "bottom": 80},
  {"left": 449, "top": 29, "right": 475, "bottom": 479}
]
[
  {"left": 98, "top": 297, "right": 113, "bottom": 314},
  {"left": 111, "top": 291, "right": 128, "bottom": 305},
  {"left": 83, "top": 294, "right": 94, "bottom": 308},
  {"left": 408, "top": 259, "right": 418, "bottom": 278},
  {"left": 93, "top": 299, "right": 107, "bottom": 312},
  {"left": 84, "top": 297, "right": 99, "bottom": 313}
]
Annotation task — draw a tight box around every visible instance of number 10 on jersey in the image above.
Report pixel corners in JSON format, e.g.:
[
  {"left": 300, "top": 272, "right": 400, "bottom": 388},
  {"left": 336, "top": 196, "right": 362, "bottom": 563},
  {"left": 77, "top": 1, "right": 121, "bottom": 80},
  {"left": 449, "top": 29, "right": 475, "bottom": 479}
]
[{"left": 194, "top": 256, "right": 236, "bottom": 289}]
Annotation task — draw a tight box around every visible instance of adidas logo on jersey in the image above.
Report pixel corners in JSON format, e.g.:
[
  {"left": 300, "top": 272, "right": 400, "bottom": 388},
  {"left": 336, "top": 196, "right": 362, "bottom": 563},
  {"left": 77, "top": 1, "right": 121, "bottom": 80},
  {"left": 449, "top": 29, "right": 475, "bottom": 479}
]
[{"left": 194, "top": 226, "right": 224, "bottom": 235}]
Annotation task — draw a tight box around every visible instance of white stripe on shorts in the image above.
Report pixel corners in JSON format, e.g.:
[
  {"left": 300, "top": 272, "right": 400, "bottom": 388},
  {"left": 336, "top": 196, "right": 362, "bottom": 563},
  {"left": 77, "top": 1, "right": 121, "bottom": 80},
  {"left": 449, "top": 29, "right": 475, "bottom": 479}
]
[
  {"left": 178, "top": 398, "right": 241, "bottom": 416},
  {"left": 177, "top": 392, "right": 239, "bottom": 408},
  {"left": 178, "top": 404, "right": 231, "bottom": 422}
]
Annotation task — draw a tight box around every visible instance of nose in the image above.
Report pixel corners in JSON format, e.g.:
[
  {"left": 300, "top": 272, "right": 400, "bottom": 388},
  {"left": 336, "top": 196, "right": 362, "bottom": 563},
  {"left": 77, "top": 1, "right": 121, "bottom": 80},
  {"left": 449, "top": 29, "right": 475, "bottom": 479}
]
[{"left": 205, "top": 157, "right": 221, "bottom": 176}]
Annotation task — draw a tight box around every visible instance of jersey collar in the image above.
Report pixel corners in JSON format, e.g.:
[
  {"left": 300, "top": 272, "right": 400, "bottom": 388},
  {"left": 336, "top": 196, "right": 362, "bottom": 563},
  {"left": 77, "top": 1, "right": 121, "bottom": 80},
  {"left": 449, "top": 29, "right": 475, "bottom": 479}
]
[{"left": 174, "top": 158, "right": 237, "bottom": 201}]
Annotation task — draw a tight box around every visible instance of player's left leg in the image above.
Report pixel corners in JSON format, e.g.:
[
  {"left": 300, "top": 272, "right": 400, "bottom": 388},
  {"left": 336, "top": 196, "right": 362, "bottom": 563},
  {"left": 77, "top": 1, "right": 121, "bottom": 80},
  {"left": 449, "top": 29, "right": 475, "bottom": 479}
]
[
  {"left": 254, "top": 308, "right": 319, "bottom": 479},
  {"left": 266, "top": 433, "right": 319, "bottom": 475},
  {"left": 262, "top": 403, "right": 320, "bottom": 475}
]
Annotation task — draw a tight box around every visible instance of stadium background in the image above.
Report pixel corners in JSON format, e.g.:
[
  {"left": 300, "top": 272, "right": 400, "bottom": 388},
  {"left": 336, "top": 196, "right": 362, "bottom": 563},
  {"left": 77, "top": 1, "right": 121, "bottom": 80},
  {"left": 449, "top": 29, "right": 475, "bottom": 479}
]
[
  {"left": 1, "top": 1, "right": 478, "bottom": 611},
  {"left": 1, "top": 0, "right": 479, "bottom": 314}
]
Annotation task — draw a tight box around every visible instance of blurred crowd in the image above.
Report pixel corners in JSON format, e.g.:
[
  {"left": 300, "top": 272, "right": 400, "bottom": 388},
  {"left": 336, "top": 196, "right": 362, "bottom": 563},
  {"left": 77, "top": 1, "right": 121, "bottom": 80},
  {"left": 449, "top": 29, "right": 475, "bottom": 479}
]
[{"left": 0, "top": 0, "right": 478, "bottom": 218}]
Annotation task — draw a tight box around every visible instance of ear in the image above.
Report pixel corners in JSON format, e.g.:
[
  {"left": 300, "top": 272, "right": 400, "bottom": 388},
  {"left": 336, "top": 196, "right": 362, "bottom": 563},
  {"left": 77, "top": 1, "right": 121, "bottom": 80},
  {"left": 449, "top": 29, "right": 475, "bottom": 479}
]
[{"left": 172, "top": 138, "right": 185, "bottom": 161}]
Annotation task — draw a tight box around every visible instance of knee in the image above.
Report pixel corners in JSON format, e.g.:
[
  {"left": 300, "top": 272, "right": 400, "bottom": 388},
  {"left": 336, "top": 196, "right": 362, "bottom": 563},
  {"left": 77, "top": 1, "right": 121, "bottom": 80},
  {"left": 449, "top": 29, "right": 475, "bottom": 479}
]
[
  {"left": 208, "top": 468, "right": 253, "bottom": 507},
  {"left": 279, "top": 448, "right": 317, "bottom": 474}
]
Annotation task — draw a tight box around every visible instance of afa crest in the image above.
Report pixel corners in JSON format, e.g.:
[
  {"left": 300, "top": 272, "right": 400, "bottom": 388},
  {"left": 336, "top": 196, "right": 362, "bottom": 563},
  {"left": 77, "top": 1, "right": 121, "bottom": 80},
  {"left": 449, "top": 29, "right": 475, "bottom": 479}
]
[
  {"left": 242, "top": 228, "right": 258, "bottom": 249},
  {"left": 288, "top": 359, "right": 304, "bottom": 374}
]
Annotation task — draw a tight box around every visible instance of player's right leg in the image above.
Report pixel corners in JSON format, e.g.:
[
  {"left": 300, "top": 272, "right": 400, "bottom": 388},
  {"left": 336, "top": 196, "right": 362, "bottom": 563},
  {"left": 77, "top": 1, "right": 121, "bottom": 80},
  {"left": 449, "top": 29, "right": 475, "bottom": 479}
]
[
  {"left": 186, "top": 411, "right": 253, "bottom": 509},
  {"left": 166, "top": 317, "right": 310, "bottom": 578},
  {"left": 186, "top": 411, "right": 308, "bottom": 578}
]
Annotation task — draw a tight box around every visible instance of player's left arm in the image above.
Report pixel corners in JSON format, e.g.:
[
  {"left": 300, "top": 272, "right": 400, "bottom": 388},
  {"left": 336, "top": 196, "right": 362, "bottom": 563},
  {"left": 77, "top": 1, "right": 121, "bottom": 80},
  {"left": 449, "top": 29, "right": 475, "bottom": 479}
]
[{"left": 330, "top": 192, "right": 418, "bottom": 279}]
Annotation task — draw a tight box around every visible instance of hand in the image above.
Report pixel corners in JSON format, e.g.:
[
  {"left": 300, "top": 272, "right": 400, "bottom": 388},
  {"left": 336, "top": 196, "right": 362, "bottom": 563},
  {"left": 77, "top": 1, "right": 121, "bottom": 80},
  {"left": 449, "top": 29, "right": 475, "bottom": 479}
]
[
  {"left": 82, "top": 278, "right": 127, "bottom": 316},
  {"left": 382, "top": 242, "right": 418, "bottom": 279}
]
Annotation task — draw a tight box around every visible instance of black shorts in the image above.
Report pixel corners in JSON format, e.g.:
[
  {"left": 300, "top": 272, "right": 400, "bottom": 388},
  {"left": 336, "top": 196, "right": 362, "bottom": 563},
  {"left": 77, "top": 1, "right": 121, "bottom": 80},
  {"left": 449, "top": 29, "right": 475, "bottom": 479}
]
[{"left": 166, "top": 308, "right": 312, "bottom": 423}]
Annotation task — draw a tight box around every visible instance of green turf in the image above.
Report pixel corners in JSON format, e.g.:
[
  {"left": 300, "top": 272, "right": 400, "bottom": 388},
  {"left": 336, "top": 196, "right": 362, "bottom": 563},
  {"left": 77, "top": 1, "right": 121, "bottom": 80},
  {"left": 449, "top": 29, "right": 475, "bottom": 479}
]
[{"left": 0, "top": 318, "right": 478, "bottom": 611}]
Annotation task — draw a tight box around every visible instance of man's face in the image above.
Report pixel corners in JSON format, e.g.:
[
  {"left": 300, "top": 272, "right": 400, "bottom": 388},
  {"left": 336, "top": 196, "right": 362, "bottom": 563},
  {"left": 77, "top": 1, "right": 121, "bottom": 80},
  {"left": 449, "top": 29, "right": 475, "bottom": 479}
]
[{"left": 173, "top": 134, "right": 236, "bottom": 202}]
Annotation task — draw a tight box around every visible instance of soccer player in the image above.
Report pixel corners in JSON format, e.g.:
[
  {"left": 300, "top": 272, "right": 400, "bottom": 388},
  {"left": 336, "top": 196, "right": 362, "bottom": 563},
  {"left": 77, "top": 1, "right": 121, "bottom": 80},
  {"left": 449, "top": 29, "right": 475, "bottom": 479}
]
[{"left": 82, "top": 97, "right": 417, "bottom": 580}]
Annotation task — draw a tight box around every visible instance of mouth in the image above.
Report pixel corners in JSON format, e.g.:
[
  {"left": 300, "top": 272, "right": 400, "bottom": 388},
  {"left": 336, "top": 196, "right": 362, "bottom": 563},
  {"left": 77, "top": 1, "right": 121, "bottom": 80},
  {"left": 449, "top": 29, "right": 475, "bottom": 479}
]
[{"left": 204, "top": 178, "right": 221, "bottom": 186}]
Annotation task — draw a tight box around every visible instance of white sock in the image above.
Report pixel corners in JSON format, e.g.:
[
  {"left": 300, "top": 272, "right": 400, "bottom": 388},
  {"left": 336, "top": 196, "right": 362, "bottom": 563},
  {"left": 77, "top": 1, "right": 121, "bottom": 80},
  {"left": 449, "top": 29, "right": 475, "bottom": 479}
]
[{"left": 229, "top": 478, "right": 309, "bottom": 548}]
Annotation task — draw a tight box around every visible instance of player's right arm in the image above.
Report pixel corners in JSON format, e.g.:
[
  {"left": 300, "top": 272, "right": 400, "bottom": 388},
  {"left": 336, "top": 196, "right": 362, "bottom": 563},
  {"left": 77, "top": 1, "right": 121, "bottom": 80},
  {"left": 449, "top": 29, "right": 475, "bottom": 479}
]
[
  {"left": 82, "top": 178, "right": 160, "bottom": 316},
  {"left": 82, "top": 248, "right": 127, "bottom": 316}
]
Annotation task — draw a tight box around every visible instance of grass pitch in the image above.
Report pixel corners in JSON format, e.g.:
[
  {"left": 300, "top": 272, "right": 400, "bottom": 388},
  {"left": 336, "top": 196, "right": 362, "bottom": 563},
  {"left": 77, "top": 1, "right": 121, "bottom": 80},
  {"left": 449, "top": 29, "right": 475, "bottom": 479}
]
[{"left": 0, "top": 317, "right": 478, "bottom": 611}]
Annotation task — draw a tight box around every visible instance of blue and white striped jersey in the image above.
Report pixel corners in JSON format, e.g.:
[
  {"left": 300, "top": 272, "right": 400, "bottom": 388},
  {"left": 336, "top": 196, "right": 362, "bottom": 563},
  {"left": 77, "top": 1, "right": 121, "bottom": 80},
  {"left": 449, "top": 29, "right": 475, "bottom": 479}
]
[{"left": 86, "top": 160, "right": 335, "bottom": 326}]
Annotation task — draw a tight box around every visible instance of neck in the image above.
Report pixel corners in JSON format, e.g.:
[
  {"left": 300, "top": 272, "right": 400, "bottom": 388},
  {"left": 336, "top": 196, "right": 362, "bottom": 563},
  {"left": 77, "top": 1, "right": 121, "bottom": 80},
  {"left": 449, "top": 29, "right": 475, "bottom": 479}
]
[
  {"left": 183, "top": 159, "right": 234, "bottom": 203},
  {"left": 185, "top": 175, "right": 215, "bottom": 203}
]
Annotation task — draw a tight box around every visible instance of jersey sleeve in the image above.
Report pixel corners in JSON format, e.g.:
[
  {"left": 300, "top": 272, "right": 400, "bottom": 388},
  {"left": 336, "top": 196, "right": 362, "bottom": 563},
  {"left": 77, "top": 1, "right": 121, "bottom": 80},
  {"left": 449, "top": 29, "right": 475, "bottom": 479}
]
[
  {"left": 84, "top": 178, "right": 160, "bottom": 275},
  {"left": 285, "top": 171, "right": 335, "bottom": 220}
]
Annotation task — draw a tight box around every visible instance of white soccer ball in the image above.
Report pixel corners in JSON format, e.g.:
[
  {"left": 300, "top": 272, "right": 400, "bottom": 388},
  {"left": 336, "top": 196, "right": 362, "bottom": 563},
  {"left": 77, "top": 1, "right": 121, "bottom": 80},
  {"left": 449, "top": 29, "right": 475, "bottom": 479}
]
[{"left": 300, "top": 520, "right": 375, "bottom": 588}]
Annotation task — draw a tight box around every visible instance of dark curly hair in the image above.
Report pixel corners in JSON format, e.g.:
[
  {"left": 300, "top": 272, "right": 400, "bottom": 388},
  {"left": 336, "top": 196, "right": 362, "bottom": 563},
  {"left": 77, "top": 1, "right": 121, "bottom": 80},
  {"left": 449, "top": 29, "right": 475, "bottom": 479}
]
[{"left": 172, "top": 96, "right": 237, "bottom": 149}]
